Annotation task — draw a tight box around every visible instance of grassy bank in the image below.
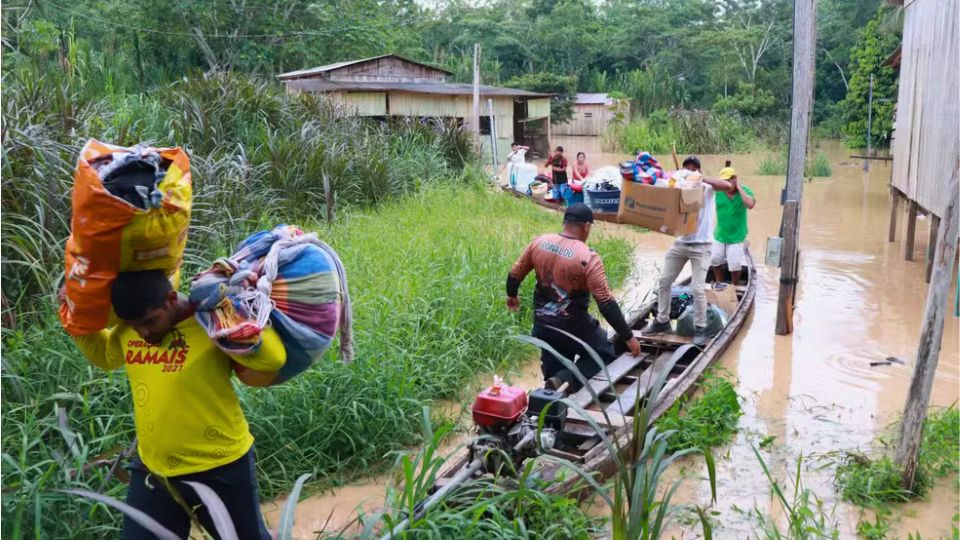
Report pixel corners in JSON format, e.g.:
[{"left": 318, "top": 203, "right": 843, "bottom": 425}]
[
  {"left": 1, "top": 186, "right": 632, "bottom": 537},
  {"left": 2, "top": 68, "right": 472, "bottom": 322},
  {"left": 604, "top": 109, "right": 786, "bottom": 155}
]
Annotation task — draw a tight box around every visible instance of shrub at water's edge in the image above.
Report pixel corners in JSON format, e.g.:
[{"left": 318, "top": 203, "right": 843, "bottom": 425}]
[
  {"left": 834, "top": 406, "right": 959, "bottom": 507},
  {"left": 1, "top": 187, "right": 633, "bottom": 537},
  {"left": 756, "top": 150, "right": 833, "bottom": 177},
  {"left": 604, "top": 109, "right": 786, "bottom": 156},
  {"left": 655, "top": 373, "right": 743, "bottom": 453}
]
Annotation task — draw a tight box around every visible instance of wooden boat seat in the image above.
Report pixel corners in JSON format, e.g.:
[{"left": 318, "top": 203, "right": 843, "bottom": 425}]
[
  {"left": 567, "top": 352, "right": 650, "bottom": 408},
  {"left": 632, "top": 329, "right": 693, "bottom": 346}
]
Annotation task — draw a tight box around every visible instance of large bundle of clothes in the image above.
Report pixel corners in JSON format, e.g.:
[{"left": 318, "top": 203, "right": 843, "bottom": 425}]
[
  {"left": 190, "top": 225, "right": 354, "bottom": 384},
  {"left": 632, "top": 152, "right": 666, "bottom": 184},
  {"left": 60, "top": 140, "right": 192, "bottom": 335}
]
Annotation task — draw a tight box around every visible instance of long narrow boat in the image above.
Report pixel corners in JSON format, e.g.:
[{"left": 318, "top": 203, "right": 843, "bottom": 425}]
[
  {"left": 500, "top": 184, "right": 620, "bottom": 224},
  {"left": 431, "top": 250, "right": 756, "bottom": 498}
]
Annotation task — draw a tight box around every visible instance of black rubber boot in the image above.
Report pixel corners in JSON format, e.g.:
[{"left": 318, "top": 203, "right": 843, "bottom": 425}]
[{"left": 641, "top": 319, "right": 672, "bottom": 335}]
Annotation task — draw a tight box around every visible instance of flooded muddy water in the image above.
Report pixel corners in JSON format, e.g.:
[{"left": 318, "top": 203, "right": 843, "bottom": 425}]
[{"left": 265, "top": 137, "right": 959, "bottom": 538}]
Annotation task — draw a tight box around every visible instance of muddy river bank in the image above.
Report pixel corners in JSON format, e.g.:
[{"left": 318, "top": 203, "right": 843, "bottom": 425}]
[{"left": 264, "top": 138, "right": 958, "bottom": 538}]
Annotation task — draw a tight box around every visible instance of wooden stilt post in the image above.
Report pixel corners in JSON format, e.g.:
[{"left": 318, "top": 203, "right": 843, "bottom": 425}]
[
  {"left": 905, "top": 199, "right": 919, "bottom": 261},
  {"left": 925, "top": 214, "right": 940, "bottom": 283},
  {"left": 895, "top": 170, "right": 959, "bottom": 490},
  {"left": 776, "top": 0, "right": 817, "bottom": 336},
  {"left": 889, "top": 187, "right": 901, "bottom": 242}
]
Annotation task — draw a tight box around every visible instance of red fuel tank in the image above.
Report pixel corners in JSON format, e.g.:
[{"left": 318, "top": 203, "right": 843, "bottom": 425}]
[{"left": 471, "top": 377, "right": 528, "bottom": 429}]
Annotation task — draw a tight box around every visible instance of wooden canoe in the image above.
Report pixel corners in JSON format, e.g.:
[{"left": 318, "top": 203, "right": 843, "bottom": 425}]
[
  {"left": 436, "top": 249, "right": 757, "bottom": 496},
  {"left": 500, "top": 185, "right": 620, "bottom": 224}
]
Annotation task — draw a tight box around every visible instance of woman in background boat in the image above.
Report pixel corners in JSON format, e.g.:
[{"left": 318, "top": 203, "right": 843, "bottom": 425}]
[{"left": 572, "top": 152, "right": 589, "bottom": 182}]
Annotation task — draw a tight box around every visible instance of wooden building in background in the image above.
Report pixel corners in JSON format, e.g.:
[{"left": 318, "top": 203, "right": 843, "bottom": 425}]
[
  {"left": 551, "top": 93, "right": 629, "bottom": 137},
  {"left": 887, "top": 0, "right": 959, "bottom": 282},
  {"left": 278, "top": 54, "right": 553, "bottom": 160}
]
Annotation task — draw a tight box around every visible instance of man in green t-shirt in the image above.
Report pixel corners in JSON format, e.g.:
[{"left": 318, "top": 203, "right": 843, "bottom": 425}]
[{"left": 711, "top": 167, "right": 756, "bottom": 285}]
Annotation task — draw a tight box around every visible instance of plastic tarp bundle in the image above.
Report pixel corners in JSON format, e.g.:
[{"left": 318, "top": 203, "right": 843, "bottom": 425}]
[
  {"left": 676, "top": 303, "right": 728, "bottom": 337},
  {"left": 190, "top": 225, "right": 353, "bottom": 384},
  {"left": 508, "top": 163, "right": 538, "bottom": 193},
  {"left": 60, "top": 140, "right": 191, "bottom": 336}
]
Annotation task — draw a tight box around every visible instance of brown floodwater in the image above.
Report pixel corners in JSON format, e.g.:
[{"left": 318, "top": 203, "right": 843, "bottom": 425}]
[{"left": 264, "top": 137, "right": 959, "bottom": 538}]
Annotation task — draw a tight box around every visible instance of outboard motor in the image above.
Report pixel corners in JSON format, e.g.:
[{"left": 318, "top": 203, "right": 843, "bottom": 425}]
[{"left": 469, "top": 377, "right": 565, "bottom": 475}]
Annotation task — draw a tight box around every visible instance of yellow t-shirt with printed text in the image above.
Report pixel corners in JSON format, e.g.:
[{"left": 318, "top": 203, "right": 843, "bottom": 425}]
[{"left": 73, "top": 316, "right": 285, "bottom": 477}]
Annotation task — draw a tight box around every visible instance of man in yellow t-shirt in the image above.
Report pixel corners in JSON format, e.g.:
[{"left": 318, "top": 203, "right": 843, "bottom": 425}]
[{"left": 69, "top": 270, "right": 285, "bottom": 539}]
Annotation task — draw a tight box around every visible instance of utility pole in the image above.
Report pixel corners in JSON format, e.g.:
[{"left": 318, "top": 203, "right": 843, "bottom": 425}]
[
  {"left": 895, "top": 170, "right": 959, "bottom": 490},
  {"left": 864, "top": 74, "right": 874, "bottom": 172},
  {"left": 775, "top": 0, "right": 817, "bottom": 335},
  {"left": 488, "top": 98, "right": 499, "bottom": 173},
  {"left": 472, "top": 43, "right": 481, "bottom": 152}
]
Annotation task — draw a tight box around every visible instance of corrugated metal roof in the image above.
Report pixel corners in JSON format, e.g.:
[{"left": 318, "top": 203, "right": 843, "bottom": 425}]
[
  {"left": 281, "top": 78, "right": 552, "bottom": 98},
  {"left": 576, "top": 93, "right": 614, "bottom": 105},
  {"left": 277, "top": 54, "right": 453, "bottom": 80}
]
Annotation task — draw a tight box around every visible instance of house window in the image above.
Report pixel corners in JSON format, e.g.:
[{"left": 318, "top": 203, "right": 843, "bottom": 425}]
[
  {"left": 479, "top": 116, "right": 492, "bottom": 135},
  {"left": 584, "top": 112, "right": 594, "bottom": 118}
]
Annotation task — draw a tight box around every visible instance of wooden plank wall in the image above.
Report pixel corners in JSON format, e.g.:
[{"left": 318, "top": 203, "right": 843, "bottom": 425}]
[
  {"left": 552, "top": 104, "right": 611, "bottom": 136},
  {"left": 337, "top": 92, "right": 387, "bottom": 115},
  {"left": 527, "top": 98, "right": 551, "bottom": 120},
  {"left": 891, "top": 0, "right": 960, "bottom": 225},
  {"left": 328, "top": 57, "right": 447, "bottom": 83}
]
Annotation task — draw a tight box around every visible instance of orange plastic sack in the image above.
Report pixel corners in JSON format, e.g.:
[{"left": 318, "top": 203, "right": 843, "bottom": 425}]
[{"left": 59, "top": 140, "right": 192, "bottom": 336}]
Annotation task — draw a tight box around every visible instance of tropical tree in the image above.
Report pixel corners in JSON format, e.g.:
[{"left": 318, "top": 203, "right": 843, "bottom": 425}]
[{"left": 837, "top": 7, "right": 900, "bottom": 148}]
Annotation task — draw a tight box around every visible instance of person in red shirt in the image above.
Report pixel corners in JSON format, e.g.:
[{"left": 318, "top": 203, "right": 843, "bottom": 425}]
[
  {"left": 544, "top": 146, "right": 569, "bottom": 185},
  {"left": 572, "top": 152, "right": 589, "bottom": 182},
  {"left": 507, "top": 204, "right": 641, "bottom": 391}
]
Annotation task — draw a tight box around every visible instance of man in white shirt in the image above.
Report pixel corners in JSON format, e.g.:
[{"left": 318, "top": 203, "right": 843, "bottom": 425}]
[
  {"left": 507, "top": 142, "right": 529, "bottom": 164},
  {"left": 641, "top": 156, "right": 731, "bottom": 346},
  {"left": 505, "top": 142, "right": 530, "bottom": 189}
]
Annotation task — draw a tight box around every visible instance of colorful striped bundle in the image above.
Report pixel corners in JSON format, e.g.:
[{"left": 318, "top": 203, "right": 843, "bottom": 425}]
[{"left": 190, "top": 225, "right": 353, "bottom": 383}]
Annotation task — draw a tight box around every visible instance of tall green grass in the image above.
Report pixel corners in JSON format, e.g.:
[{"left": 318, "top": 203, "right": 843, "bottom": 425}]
[
  {"left": 1, "top": 66, "right": 473, "bottom": 320},
  {"left": 835, "top": 406, "right": 959, "bottom": 507},
  {"left": 750, "top": 450, "right": 841, "bottom": 539},
  {"left": 756, "top": 151, "right": 833, "bottom": 177},
  {"left": 339, "top": 408, "right": 600, "bottom": 539},
  {"left": 1, "top": 186, "right": 632, "bottom": 538},
  {"left": 605, "top": 109, "right": 779, "bottom": 155}
]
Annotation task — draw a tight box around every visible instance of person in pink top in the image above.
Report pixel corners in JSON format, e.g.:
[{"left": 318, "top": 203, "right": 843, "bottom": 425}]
[{"left": 572, "top": 152, "right": 589, "bottom": 181}]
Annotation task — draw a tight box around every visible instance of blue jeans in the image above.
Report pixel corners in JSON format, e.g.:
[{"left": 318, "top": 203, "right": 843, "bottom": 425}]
[{"left": 121, "top": 447, "right": 270, "bottom": 540}]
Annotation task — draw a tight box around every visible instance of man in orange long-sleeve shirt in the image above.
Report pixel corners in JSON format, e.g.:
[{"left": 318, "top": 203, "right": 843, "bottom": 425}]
[{"left": 507, "top": 204, "right": 640, "bottom": 391}]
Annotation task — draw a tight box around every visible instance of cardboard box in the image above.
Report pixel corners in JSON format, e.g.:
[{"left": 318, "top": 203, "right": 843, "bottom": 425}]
[
  {"left": 617, "top": 181, "right": 703, "bottom": 236},
  {"left": 706, "top": 283, "right": 739, "bottom": 319}
]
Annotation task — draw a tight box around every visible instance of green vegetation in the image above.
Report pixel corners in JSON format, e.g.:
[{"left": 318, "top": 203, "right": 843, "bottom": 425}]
[
  {"left": 355, "top": 410, "right": 600, "bottom": 540},
  {"left": 2, "top": 64, "right": 473, "bottom": 316},
  {"left": 756, "top": 151, "right": 833, "bottom": 177},
  {"left": 835, "top": 406, "right": 959, "bottom": 507},
  {"left": 514, "top": 338, "right": 717, "bottom": 540},
  {"left": 750, "top": 450, "right": 841, "bottom": 539},
  {"left": 606, "top": 109, "right": 775, "bottom": 155},
  {"left": 1, "top": 184, "right": 632, "bottom": 537},
  {"left": 836, "top": 7, "right": 901, "bottom": 148},
  {"left": 655, "top": 374, "right": 743, "bottom": 453},
  {"left": 504, "top": 72, "right": 578, "bottom": 125}
]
